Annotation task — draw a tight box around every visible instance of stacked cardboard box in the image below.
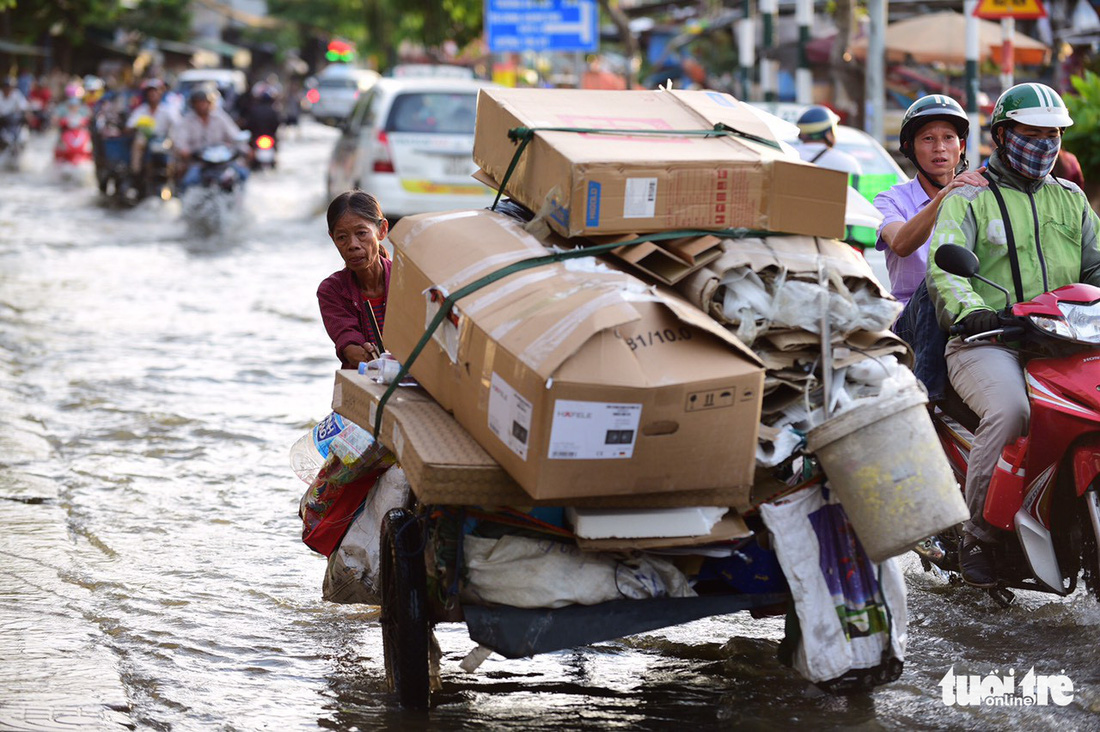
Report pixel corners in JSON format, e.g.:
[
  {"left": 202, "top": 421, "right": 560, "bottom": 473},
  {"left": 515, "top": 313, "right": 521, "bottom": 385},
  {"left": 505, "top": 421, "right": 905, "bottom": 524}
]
[
  {"left": 331, "top": 88, "right": 868, "bottom": 537},
  {"left": 472, "top": 88, "right": 848, "bottom": 240}
]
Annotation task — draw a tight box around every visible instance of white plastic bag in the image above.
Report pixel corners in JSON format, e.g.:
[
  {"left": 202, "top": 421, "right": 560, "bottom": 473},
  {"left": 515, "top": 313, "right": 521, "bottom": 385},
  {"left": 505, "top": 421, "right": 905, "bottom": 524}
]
[
  {"left": 460, "top": 534, "right": 695, "bottom": 609},
  {"left": 759, "top": 485, "right": 907, "bottom": 686},
  {"left": 322, "top": 465, "right": 411, "bottom": 604}
]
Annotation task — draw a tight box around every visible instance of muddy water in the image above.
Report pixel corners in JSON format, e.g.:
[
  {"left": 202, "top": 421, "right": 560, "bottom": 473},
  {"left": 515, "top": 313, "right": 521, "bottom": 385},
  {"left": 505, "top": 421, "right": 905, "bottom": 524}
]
[{"left": 0, "top": 120, "right": 1097, "bottom": 731}]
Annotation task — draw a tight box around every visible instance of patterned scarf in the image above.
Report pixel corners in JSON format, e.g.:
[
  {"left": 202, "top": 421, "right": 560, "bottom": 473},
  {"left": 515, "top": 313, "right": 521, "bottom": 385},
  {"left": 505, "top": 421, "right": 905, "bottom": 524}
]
[{"left": 1003, "top": 127, "right": 1060, "bottom": 180}]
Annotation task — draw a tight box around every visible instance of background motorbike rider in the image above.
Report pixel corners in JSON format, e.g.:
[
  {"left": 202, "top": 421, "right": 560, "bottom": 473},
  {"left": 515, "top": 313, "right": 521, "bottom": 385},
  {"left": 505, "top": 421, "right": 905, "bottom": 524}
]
[
  {"left": 171, "top": 87, "right": 248, "bottom": 192},
  {"left": 0, "top": 76, "right": 30, "bottom": 143},
  {"left": 926, "top": 82, "right": 1100, "bottom": 588},
  {"left": 791, "top": 105, "right": 862, "bottom": 176},
  {"left": 241, "top": 83, "right": 281, "bottom": 169},
  {"left": 874, "top": 95, "right": 987, "bottom": 399},
  {"left": 126, "top": 78, "right": 178, "bottom": 177}
]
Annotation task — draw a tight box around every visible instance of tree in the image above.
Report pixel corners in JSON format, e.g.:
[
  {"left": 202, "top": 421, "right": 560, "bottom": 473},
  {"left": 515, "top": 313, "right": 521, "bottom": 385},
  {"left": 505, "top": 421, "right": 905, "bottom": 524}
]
[{"left": 266, "top": 0, "right": 482, "bottom": 71}]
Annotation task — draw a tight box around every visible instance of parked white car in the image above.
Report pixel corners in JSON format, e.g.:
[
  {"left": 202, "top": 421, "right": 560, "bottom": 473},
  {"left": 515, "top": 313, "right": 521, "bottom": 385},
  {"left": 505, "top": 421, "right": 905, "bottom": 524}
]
[
  {"left": 310, "top": 65, "right": 380, "bottom": 127},
  {"left": 325, "top": 76, "right": 498, "bottom": 218}
]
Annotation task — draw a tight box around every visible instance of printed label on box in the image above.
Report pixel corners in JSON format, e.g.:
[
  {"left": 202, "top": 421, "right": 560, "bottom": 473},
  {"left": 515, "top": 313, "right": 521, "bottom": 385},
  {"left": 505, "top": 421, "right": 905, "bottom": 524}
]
[
  {"left": 624, "top": 177, "right": 658, "bottom": 219},
  {"left": 488, "top": 372, "right": 532, "bottom": 461},
  {"left": 548, "top": 400, "right": 642, "bottom": 459},
  {"left": 586, "top": 181, "right": 601, "bottom": 226}
]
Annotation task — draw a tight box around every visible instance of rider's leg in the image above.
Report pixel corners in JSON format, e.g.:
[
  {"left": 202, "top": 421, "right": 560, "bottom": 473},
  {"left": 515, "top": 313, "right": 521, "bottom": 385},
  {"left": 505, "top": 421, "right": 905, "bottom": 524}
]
[{"left": 945, "top": 339, "right": 1029, "bottom": 583}]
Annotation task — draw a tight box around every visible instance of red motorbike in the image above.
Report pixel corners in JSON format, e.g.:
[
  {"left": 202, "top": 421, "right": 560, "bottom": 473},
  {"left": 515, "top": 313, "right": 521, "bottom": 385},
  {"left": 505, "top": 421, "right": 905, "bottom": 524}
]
[
  {"left": 55, "top": 111, "right": 93, "bottom": 175},
  {"left": 918, "top": 244, "right": 1100, "bottom": 606}
]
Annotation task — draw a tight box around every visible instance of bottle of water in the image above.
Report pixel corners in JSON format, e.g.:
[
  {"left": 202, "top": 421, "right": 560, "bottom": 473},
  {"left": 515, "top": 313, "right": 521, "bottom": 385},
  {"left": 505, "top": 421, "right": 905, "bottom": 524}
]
[{"left": 288, "top": 412, "right": 347, "bottom": 484}]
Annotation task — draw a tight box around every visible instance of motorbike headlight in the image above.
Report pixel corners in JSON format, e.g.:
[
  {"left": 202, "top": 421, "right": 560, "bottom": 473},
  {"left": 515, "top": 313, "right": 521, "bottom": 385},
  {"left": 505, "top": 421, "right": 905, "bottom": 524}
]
[
  {"left": 1059, "top": 303, "right": 1100, "bottom": 344},
  {"left": 1029, "top": 315, "right": 1074, "bottom": 339}
]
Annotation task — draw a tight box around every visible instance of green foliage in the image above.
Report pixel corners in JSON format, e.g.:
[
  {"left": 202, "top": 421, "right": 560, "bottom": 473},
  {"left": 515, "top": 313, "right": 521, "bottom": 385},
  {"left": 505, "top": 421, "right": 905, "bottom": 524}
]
[
  {"left": 266, "top": 0, "right": 482, "bottom": 70},
  {"left": 117, "top": 0, "right": 191, "bottom": 42},
  {"left": 1063, "top": 71, "right": 1100, "bottom": 184},
  {"left": 3, "top": 0, "right": 122, "bottom": 45}
]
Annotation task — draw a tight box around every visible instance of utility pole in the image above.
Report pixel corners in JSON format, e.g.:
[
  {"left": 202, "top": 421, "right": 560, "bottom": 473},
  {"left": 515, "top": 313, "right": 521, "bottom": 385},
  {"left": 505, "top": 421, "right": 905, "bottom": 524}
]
[
  {"left": 761, "top": 0, "right": 778, "bottom": 102},
  {"left": 738, "top": 0, "right": 755, "bottom": 100},
  {"left": 865, "top": 0, "right": 885, "bottom": 142},
  {"left": 965, "top": 0, "right": 981, "bottom": 170},
  {"left": 796, "top": 0, "right": 813, "bottom": 104}
]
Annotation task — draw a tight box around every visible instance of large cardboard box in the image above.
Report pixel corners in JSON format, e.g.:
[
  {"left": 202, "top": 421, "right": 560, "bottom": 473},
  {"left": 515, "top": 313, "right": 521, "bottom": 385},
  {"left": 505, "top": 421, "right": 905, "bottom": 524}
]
[
  {"left": 332, "top": 373, "right": 754, "bottom": 510},
  {"left": 473, "top": 87, "right": 848, "bottom": 239},
  {"left": 383, "top": 209, "right": 765, "bottom": 502}
]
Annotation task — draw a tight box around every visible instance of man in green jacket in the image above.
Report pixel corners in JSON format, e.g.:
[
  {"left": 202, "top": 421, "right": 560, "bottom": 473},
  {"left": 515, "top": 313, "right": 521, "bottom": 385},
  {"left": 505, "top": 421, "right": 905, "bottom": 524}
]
[{"left": 927, "top": 82, "right": 1100, "bottom": 587}]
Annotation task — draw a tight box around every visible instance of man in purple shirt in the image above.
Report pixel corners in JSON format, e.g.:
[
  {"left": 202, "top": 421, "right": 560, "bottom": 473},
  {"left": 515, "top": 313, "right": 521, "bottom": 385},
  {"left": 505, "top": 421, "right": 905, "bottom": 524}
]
[{"left": 873, "top": 95, "right": 986, "bottom": 397}]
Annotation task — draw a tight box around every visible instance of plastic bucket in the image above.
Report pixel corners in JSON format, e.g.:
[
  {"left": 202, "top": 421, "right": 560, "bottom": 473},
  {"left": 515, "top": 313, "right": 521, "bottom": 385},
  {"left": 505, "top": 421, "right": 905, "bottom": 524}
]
[{"left": 807, "top": 386, "right": 969, "bottom": 563}]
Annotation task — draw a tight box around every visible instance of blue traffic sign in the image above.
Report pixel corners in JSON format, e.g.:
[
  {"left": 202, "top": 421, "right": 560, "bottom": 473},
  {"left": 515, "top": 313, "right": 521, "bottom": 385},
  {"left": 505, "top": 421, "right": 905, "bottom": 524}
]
[{"left": 486, "top": 0, "right": 599, "bottom": 53}]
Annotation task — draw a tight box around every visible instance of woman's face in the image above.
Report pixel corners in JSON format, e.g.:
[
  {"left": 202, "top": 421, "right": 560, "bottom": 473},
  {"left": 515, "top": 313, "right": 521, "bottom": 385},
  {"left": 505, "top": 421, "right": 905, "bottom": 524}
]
[{"left": 330, "top": 210, "right": 387, "bottom": 274}]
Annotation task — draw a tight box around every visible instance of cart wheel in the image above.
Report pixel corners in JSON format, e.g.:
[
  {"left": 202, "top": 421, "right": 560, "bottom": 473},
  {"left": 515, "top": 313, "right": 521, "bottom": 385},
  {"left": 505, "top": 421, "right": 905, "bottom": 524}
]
[{"left": 380, "top": 507, "right": 430, "bottom": 709}]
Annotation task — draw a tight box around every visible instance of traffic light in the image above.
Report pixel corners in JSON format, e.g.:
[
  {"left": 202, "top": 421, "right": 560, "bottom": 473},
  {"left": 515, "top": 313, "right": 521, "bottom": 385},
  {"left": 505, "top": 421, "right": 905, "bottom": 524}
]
[{"left": 326, "top": 39, "right": 355, "bottom": 63}]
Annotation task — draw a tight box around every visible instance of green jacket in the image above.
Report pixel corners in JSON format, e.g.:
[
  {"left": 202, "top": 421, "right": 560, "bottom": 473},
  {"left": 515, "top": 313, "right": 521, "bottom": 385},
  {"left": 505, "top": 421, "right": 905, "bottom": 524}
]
[{"left": 927, "top": 150, "right": 1100, "bottom": 331}]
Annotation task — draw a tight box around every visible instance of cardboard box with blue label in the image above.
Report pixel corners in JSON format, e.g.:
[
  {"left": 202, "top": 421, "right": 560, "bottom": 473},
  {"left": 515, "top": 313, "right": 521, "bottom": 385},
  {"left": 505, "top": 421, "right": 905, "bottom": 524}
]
[
  {"left": 382, "top": 209, "right": 764, "bottom": 503},
  {"left": 472, "top": 87, "right": 848, "bottom": 239}
]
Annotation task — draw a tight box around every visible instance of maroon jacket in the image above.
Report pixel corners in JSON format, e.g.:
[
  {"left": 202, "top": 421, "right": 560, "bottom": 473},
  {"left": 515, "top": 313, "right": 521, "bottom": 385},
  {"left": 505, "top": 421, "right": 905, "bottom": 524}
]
[{"left": 317, "top": 257, "right": 391, "bottom": 369}]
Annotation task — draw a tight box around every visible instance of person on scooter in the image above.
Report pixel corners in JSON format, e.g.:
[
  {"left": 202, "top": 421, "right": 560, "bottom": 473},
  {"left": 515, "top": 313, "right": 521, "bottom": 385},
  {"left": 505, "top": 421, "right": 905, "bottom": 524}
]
[
  {"left": 171, "top": 87, "right": 248, "bottom": 193},
  {"left": 926, "top": 82, "right": 1100, "bottom": 587},
  {"left": 241, "top": 84, "right": 280, "bottom": 169},
  {"left": 791, "top": 106, "right": 862, "bottom": 176},
  {"left": 126, "top": 79, "right": 179, "bottom": 180},
  {"left": 0, "top": 76, "right": 30, "bottom": 142},
  {"left": 874, "top": 95, "right": 988, "bottom": 398}
]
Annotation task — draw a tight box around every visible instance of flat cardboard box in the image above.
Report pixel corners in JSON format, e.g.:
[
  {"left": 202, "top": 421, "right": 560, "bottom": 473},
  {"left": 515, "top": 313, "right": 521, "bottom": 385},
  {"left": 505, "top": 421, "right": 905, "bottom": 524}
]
[
  {"left": 384, "top": 209, "right": 765, "bottom": 502},
  {"left": 473, "top": 87, "right": 848, "bottom": 239},
  {"left": 566, "top": 506, "right": 728, "bottom": 539},
  {"left": 332, "top": 373, "right": 755, "bottom": 510},
  {"left": 573, "top": 514, "right": 753, "bottom": 551}
]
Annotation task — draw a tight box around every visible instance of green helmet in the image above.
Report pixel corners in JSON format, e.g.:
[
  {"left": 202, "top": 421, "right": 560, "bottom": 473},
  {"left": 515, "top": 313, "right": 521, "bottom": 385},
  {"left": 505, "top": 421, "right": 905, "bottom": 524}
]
[
  {"left": 899, "top": 95, "right": 969, "bottom": 158},
  {"left": 991, "top": 82, "right": 1073, "bottom": 131}
]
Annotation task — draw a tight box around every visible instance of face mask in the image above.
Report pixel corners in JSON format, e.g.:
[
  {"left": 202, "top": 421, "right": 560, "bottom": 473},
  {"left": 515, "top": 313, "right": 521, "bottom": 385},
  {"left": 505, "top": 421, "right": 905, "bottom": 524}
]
[{"left": 1003, "top": 127, "right": 1060, "bottom": 179}]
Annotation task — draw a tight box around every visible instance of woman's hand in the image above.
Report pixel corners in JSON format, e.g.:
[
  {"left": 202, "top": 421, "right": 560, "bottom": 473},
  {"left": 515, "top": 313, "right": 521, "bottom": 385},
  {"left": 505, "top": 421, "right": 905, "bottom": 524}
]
[{"left": 344, "top": 342, "right": 380, "bottom": 366}]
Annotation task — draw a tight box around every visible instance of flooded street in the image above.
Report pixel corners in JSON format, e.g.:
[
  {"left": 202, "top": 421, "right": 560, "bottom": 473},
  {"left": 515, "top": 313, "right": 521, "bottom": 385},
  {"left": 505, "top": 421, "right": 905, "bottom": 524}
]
[{"left": 1, "top": 119, "right": 1098, "bottom": 731}]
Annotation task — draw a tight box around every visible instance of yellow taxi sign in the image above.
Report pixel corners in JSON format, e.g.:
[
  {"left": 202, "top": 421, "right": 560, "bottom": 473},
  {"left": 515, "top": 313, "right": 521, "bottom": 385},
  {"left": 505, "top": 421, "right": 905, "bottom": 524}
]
[{"left": 974, "top": 0, "right": 1047, "bottom": 20}]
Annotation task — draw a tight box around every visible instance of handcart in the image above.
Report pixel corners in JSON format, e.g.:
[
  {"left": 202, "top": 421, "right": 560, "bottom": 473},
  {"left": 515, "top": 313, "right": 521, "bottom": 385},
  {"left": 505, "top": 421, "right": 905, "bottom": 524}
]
[
  {"left": 376, "top": 502, "right": 790, "bottom": 709},
  {"left": 323, "top": 378, "right": 902, "bottom": 710}
]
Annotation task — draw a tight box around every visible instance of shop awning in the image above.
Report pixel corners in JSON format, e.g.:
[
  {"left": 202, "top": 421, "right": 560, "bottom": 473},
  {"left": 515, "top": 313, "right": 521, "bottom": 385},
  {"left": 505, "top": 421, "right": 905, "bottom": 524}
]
[{"left": 0, "top": 40, "right": 49, "bottom": 56}]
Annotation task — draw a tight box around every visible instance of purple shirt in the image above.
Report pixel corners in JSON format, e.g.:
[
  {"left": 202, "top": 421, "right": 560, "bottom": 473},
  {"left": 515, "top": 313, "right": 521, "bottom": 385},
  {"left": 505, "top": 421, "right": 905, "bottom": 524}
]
[{"left": 874, "top": 177, "right": 931, "bottom": 305}]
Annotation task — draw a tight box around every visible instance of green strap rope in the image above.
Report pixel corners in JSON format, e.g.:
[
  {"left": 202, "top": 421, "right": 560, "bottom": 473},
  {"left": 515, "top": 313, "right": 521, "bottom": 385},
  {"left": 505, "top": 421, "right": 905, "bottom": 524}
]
[
  {"left": 490, "top": 122, "right": 783, "bottom": 211},
  {"left": 370, "top": 225, "right": 774, "bottom": 439}
]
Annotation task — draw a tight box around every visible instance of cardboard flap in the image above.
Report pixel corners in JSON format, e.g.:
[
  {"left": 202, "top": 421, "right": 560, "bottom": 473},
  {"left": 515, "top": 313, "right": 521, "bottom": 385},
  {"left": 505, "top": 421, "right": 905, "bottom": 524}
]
[
  {"left": 497, "top": 285, "right": 642, "bottom": 378},
  {"left": 655, "top": 288, "right": 764, "bottom": 367},
  {"left": 666, "top": 89, "right": 782, "bottom": 148}
]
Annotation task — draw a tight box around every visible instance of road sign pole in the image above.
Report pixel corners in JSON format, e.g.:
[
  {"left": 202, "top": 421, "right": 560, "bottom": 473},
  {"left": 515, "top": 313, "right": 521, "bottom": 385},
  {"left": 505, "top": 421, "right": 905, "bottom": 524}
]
[
  {"left": 965, "top": 0, "right": 981, "bottom": 171},
  {"left": 1000, "top": 17, "right": 1015, "bottom": 89},
  {"left": 796, "top": 0, "right": 813, "bottom": 104}
]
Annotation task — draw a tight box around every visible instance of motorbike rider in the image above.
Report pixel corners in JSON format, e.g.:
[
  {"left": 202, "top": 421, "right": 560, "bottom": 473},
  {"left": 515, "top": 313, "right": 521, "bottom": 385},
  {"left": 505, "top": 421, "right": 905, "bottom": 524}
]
[
  {"left": 926, "top": 82, "right": 1100, "bottom": 587},
  {"left": 241, "top": 83, "right": 281, "bottom": 167},
  {"left": 874, "top": 95, "right": 988, "bottom": 398},
  {"left": 0, "top": 76, "right": 30, "bottom": 143},
  {"left": 791, "top": 106, "right": 862, "bottom": 176},
  {"left": 126, "top": 79, "right": 179, "bottom": 176},
  {"left": 171, "top": 87, "right": 248, "bottom": 192}
]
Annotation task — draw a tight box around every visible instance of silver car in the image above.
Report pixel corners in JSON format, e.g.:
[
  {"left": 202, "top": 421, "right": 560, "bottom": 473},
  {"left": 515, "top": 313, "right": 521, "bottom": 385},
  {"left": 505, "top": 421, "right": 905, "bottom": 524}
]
[
  {"left": 326, "top": 76, "right": 498, "bottom": 218},
  {"left": 311, "top": 65, "right": 380, "bottom": 127}
]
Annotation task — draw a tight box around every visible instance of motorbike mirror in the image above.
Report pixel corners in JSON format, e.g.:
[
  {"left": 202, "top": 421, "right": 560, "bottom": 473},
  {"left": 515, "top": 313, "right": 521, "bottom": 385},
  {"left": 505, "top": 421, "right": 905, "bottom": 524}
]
[{"left": 934, "top": 244, "right": 979, "bottom": 278}]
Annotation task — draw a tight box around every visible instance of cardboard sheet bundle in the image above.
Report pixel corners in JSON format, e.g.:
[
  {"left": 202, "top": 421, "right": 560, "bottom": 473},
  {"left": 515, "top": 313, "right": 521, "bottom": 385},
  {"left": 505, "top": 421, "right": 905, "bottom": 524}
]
[{"left": 331, "top": 86, "right": 906, "bottom": 546}]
